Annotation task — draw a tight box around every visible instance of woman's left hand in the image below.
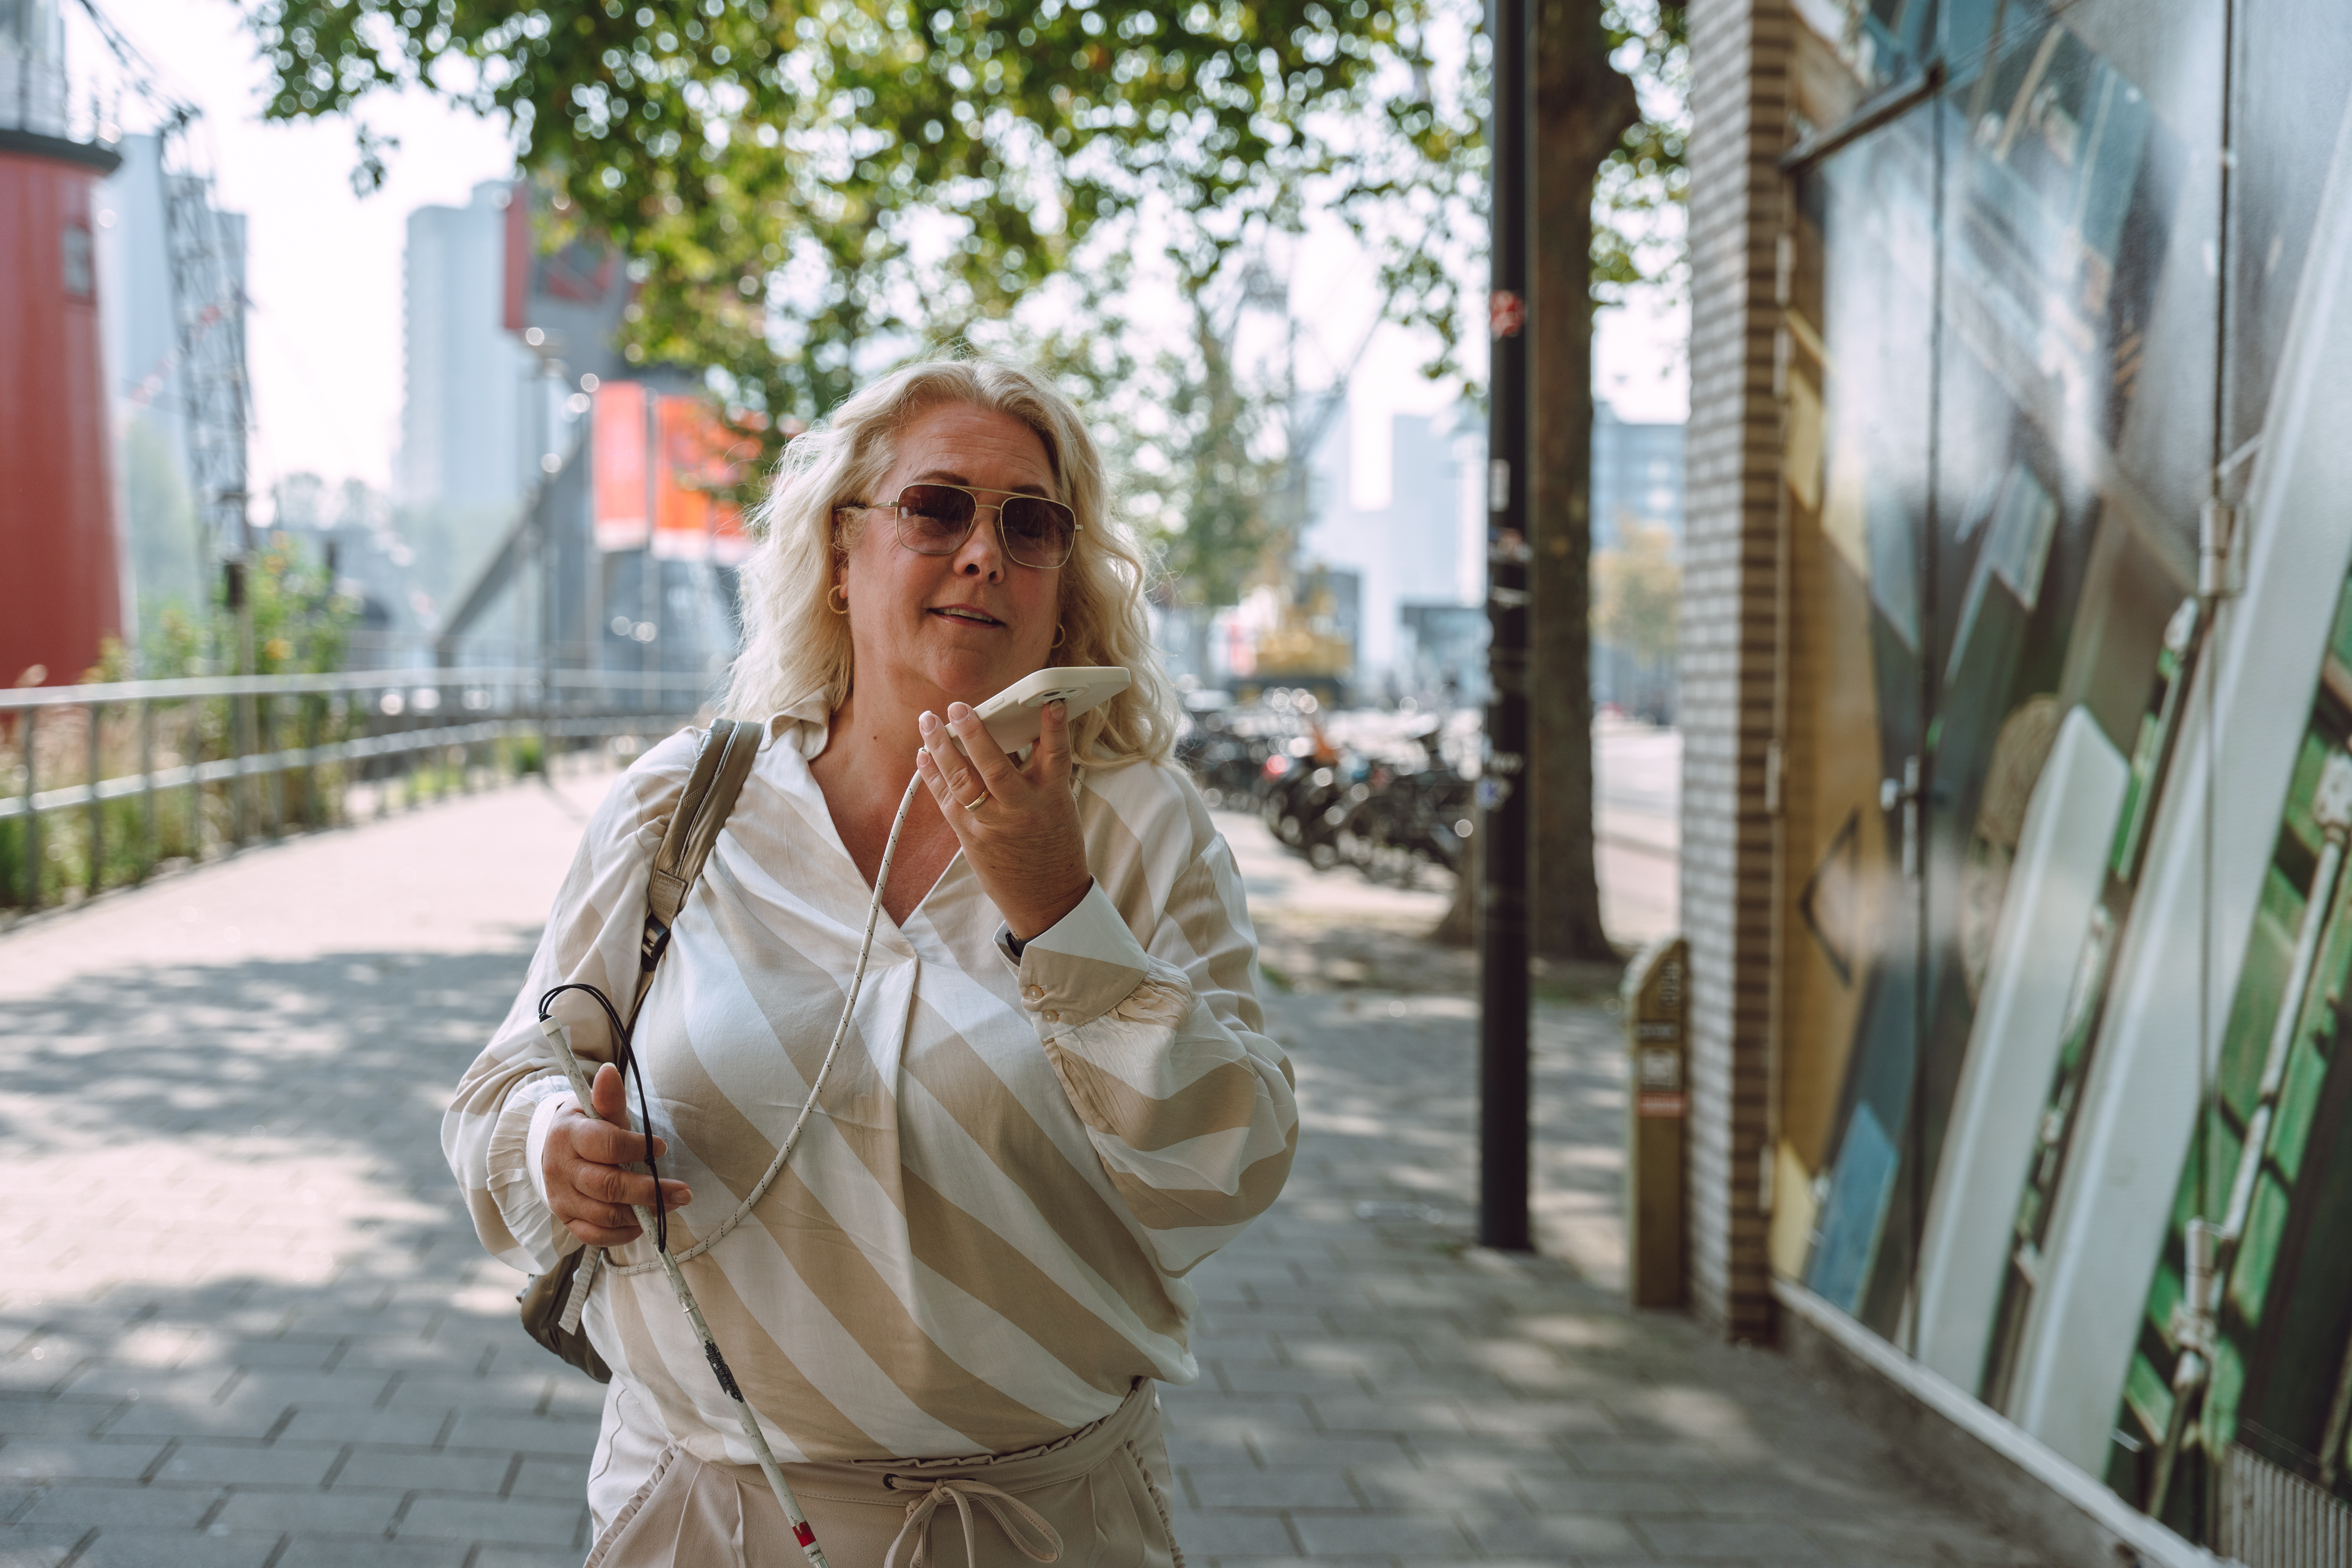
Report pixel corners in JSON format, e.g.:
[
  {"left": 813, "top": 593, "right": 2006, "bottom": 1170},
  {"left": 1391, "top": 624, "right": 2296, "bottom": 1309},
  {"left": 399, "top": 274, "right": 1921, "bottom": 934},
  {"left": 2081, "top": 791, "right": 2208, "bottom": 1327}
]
[{"left": 916, "top": 698, "right": 1093, "bottom": 941}]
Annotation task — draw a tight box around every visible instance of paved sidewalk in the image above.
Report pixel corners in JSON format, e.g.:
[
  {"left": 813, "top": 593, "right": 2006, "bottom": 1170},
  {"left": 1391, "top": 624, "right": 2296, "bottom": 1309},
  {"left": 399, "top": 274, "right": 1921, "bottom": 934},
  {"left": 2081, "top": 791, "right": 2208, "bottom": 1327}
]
[
  {"left": 1, "top": 771, "right": 618, "bottom": 1568},
  {"left": 0, "top": 762, "right": 2037, "bottom": 1566},
  {"left": 1169, "top": 821, "right": 2038, "bottom": 1565}
]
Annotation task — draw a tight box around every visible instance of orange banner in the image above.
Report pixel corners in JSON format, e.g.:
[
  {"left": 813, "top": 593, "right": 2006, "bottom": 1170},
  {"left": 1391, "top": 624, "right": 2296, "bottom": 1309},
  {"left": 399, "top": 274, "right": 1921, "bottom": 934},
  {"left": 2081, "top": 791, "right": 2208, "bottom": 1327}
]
[{"left": 592, "top": 382, "right": 755, "bottom": 564}]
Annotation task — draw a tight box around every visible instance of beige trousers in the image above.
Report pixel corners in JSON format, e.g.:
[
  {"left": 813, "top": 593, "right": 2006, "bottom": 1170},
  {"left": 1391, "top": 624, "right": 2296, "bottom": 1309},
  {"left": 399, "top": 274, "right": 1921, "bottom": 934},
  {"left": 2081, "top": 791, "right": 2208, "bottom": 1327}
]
[{"left": 582, "top": 1381, "right": 1183, "bottom": 1568}]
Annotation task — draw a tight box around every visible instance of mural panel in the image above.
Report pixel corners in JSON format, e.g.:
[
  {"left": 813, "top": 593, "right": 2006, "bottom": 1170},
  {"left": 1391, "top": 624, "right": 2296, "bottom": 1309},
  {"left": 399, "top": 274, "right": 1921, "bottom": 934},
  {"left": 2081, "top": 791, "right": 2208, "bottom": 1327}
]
[{"left": 1774, "top": 0, "right": 2352, "bottom": 1547}]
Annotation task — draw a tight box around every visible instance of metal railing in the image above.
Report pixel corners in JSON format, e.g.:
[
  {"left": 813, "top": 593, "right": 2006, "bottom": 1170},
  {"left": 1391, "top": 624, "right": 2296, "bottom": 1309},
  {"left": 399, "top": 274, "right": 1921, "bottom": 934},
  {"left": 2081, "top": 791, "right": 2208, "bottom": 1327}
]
[
  {"left": 0, "top": 666, "right": 722, "bottom": 913},
  {"left": 2219, "top": 1442, "right": 2352, "bottom": 1568},
  {"left": 0, "top": 40, "right": 117, "bottom": 150}
]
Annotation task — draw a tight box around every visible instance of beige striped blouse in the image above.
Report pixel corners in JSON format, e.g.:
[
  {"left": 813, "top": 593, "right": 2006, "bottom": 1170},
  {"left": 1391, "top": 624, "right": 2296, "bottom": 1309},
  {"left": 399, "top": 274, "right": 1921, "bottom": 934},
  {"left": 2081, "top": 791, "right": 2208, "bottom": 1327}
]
[{"left": 444, "top": 694, "right": 1297, "bottom": 1466}]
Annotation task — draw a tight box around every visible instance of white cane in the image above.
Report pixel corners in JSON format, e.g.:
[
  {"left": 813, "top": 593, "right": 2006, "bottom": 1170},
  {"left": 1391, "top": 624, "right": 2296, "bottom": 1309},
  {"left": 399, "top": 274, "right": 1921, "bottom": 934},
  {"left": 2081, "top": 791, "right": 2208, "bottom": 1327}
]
[{"left": 537, "top": 772, "right": 924, "bottom": 1567}]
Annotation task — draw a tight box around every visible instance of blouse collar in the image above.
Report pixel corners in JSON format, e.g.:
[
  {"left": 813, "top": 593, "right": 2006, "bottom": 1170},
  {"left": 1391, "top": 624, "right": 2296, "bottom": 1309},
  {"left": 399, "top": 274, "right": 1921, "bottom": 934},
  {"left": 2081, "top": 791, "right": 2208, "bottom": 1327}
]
[{"left": 762, "top": 691, "right": 834, "bottom": 759}]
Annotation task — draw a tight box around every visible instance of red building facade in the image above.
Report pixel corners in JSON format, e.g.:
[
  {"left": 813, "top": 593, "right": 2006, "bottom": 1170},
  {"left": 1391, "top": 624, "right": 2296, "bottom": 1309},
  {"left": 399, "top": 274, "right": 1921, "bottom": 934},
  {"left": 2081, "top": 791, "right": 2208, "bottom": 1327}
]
[{"left": 0, "top": 127, "right": 121, "bottom": 688}]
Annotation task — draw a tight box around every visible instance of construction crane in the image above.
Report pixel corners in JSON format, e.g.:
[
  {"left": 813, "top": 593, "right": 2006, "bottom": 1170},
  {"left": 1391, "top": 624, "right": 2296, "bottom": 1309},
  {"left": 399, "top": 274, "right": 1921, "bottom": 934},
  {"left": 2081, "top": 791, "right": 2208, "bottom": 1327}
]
[
  {"left": 73, "top": 0, "right": 257, "bottom": 832},
  {"left": 73, "top": 0, "right": 253, "bottom": 592},
  {"left": 159, "top": 109, "right": 253, "bottom": 587}
]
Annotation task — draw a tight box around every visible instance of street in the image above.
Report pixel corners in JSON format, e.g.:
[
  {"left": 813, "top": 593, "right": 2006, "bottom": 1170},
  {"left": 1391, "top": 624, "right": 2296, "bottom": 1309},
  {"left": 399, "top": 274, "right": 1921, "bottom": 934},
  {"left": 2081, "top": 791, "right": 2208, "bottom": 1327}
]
[{"left": 0, "top": 738, "right": 2037, "bottom": 1566}]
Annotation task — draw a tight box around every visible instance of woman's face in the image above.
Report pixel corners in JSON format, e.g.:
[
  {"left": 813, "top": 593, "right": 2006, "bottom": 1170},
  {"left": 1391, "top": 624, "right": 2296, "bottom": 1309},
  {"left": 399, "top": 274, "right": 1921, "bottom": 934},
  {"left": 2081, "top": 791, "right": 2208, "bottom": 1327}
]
[{"left": 837, "top": 401, "right": 1065, "bottom": 709}]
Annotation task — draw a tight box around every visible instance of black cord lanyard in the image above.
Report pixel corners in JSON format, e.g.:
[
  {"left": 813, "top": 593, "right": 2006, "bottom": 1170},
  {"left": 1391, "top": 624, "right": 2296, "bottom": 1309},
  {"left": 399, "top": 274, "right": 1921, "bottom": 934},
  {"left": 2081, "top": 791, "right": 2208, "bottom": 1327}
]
[{"left": 535, "top": 981, "right": 669, "bottom": 1254}]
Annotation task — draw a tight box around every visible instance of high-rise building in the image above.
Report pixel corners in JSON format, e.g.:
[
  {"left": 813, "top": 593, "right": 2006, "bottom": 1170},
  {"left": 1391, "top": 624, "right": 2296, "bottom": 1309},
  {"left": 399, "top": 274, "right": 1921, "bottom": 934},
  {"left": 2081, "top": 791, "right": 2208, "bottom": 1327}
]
[
  {"left": 1590, "top": 401, "right": 1685, "bottom": 547},
  {"left": 399, "top": 181, "right": 531, "bottom": 511}
]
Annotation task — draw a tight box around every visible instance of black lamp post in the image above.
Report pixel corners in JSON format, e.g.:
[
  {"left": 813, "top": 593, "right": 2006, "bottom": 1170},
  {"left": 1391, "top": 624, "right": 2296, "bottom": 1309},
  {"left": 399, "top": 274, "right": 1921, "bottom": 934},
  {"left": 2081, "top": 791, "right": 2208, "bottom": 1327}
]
[{"left": 1479, "top": 0, "right": 1533, "bottom": 1252}]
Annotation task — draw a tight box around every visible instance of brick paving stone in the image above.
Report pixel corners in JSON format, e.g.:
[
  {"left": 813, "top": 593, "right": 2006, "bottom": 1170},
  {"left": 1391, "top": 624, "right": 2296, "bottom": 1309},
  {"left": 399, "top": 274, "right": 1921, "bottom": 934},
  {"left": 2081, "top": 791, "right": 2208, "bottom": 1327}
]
[
  {"left": 0, "top": 1524, "right": 85, "bottom": 1568},
  {"left": 326, "top": 1448, "right": 512, "bottom": 1495},
  {"left": 508, "top": 1456, "right": 594, "bottom": 1503},
  {"left": 207, "top": 1340, "right": 342, "bottom": 1373},
  {"left": 1177, "top": 1465, "right": 1366, "bottom": 1511},
  {"left": 1161, "top": 1508, "right": 1300, "bottom": 1556},
  {"left": 152, "top": 1441, "right": 342, "bottom": 1488},
  {"left": 1637, "top": 1516, "right": 1825, "bottom": 1558},
  {"left": 273, "top": 1540, "right": 471, "bottom": 1568},
  {"left": 1344, "top": 1462, "right": 1532, "bottom": 1518},
  {"left": 1302, "top": 1395, "right": 1473, "bottom": 1436},
  {"left": 0, "top": 1441, "right": 165, "bottom": 1483},
  {"left": 206, "top": 1487, "right": 402, "bottom": 1537},
  {"left": 215, "top": 1369, "right": 401, "bottom": 1409},
  {"left": 1803, "top": 1515, "right": 2040, "bottom": 1566},
  {"left": 1285, "top": 1512, "right": 1480, "bottom": 1557},
  {"left": 1557, "top": 1436, "right": 1734, "bottom": 1476},
  {"left": 1464, "top": 1509, "right": 1650, "bottom": 1558},
  {"left": 1230, "top": 1429, "right": 1414, "bottom": 1468},
  {"left": 0, "top": 1406, "right": 117, "bottom": 1445},
  {"left": 472, "top": 1548, "right": 594, "bottom": 1568},
  {"left": 13, "top": 1482, "right": 221, "bottom": 1531},
  {"left": 275, "top": 1405, "right": 453, "bottom": 1448},
  {"left": 1455, "top": 1398, "right": 1623, "bottom": 1439},
  {"left": 437, "top": 1414, "right": 603, "bottom": 1457},
  {"left": 92, "top": 1394, "right": 295, "bottom": 1442},
  {"left": 1684, "top": 1474, "right": 1880, "bottom": 1519},
  {"left": 396, "top": 1494, "right": 587, "bottom": 1547},
  {"left": 60, "top": 1528, "right": 280, "bottom": 1568}
]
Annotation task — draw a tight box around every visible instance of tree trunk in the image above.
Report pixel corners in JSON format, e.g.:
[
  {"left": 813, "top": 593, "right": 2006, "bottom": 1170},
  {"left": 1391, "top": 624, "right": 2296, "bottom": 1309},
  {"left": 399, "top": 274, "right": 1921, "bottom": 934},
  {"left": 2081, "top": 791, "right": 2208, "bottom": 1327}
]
[
  {"left": 1434, "top": 837, "right": 1478, "bottom": 946},
  {"left": 1527, "top": 0, "right": 1638, "bottom": 962}
]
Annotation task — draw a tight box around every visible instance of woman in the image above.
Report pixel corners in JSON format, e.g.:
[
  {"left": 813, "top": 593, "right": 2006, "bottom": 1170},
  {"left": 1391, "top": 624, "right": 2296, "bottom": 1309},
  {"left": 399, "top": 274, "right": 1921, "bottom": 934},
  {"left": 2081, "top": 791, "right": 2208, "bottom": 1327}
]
[{"left": 445, "top": 358, "right": 1295, "bottom": 1567}]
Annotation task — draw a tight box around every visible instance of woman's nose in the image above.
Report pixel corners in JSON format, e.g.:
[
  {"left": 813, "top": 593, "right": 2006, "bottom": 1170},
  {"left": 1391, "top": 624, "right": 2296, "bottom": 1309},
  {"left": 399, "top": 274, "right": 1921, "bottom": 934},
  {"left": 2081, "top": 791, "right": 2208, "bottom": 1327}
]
[{"left": 953, "top": 508, "right": 1007, "bottom": 578}]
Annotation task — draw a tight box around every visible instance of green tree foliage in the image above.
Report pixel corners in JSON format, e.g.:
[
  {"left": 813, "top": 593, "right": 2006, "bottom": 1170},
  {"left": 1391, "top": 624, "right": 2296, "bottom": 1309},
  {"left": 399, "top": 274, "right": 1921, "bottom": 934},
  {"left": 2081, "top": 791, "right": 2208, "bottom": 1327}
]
[
  {"left": 1115, "top": 295, "right": 1286, "bottom": 610},
  {"left": 94, "top": 535, "right": 358, "bottom": 681},
  {"left": 249, "top": 0, "right": 1682, "bottom": 623},
  {"left": 1590, "top": 0, "right": 1687, "bottom": 303},
  {"left": 251, "top": 0, "right": 1447, "bottom": 465},
  {"left": 1590, "top": 519, "right": 1677, "bottom": 668},
  {"left": 1360, "top": 0, "right": 1685, "bottom": 382}
]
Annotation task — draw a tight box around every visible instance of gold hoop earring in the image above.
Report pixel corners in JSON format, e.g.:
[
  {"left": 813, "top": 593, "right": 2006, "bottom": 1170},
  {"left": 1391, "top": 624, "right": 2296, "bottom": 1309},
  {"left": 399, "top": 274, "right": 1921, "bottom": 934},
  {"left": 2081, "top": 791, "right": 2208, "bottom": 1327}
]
[
  {"left": 828, "top": 583, "right": 850, "bottom": 616},
  {"left": 1051, "top": 623, "right": 1067, "bottom": 649}
]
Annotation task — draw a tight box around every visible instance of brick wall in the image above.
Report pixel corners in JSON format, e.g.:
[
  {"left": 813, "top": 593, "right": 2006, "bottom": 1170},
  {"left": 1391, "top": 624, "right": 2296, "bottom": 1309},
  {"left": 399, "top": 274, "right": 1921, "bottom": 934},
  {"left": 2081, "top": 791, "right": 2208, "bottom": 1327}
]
[{"left": 1679, "top": 0, "right": 1790, "bottom": 1341}]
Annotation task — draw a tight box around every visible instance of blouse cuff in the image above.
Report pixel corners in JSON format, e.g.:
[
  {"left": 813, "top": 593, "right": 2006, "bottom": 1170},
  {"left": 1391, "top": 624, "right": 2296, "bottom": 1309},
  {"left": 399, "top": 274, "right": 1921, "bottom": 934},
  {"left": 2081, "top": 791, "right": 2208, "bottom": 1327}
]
[
  {"left": 522, "top": 1083, "right": 578, "bottom": 1210},
  {"left": 1004, "top": 880, "right": 1152, "bottom": 1033},
  {"left": 487, "top": 1072, "right": 575, "bottom": 1222}
]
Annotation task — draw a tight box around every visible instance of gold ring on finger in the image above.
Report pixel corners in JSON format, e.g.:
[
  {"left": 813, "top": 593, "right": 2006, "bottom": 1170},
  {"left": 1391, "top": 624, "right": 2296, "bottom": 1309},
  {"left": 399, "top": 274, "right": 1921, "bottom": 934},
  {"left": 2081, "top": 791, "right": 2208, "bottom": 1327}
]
[{"left": 962, "top": 791, "right": 990, "bottom": 811}]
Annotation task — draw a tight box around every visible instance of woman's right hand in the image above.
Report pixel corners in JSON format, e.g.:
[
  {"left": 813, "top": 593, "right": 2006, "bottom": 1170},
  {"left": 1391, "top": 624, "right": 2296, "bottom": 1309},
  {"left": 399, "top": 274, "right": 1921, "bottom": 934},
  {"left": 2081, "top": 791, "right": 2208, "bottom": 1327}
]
[{"left": 544, "top": 1062, "right": 694, "bottom": 1247}]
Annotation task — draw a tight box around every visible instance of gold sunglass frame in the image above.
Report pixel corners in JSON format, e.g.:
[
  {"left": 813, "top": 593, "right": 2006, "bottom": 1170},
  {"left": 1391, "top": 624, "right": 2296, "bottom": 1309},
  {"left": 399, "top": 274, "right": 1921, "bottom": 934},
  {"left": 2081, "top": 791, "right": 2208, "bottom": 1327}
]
[{"left": 845, "top": 484, "right": 1083, "bottom": 570}]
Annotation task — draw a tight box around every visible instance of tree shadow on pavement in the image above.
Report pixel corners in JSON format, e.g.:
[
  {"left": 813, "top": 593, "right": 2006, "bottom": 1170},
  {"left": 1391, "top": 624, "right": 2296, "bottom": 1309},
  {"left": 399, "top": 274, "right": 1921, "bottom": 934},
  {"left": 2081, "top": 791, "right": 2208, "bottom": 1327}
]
[{"left": 1, "top": 936, "right": 605, "bottom": 1568}]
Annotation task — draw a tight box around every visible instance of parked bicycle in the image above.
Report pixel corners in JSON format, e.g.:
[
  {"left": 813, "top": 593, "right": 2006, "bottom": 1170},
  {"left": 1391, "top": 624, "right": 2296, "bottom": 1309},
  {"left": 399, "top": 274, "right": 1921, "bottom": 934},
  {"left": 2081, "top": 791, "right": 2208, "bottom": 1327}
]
[{"left": 1178, "top": 698, "right": 1478, "bottom": 889}]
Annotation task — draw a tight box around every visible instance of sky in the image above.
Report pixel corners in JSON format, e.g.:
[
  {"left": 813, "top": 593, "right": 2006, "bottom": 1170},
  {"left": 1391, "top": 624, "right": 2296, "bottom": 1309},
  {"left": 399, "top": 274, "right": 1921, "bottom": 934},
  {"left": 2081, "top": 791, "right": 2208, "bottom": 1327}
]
[{"left": 84, "top": 0, "right": 1687, "bottom": 500}]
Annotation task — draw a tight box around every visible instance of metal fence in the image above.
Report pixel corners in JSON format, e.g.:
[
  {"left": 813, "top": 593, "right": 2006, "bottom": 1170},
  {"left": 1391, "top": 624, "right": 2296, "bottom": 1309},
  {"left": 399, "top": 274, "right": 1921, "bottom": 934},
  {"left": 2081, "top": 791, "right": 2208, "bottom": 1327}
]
[
  {"left": 0, "top": 666, "right": 720, "bottom": 912},
  {"left": 2219, "top": 1443, "right": 2352, "bottom": 1568}
]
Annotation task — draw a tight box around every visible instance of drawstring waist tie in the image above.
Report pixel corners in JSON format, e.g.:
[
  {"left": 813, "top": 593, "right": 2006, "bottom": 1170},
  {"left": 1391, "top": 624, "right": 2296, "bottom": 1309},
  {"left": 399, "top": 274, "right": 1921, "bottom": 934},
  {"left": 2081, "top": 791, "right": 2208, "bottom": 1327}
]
[
  {"left": 885, "top": 1475, "right": 1063, "bottom": 1568},
  {"left": 585, "top": 1379, "right": 1180, "bottom": 1568}
]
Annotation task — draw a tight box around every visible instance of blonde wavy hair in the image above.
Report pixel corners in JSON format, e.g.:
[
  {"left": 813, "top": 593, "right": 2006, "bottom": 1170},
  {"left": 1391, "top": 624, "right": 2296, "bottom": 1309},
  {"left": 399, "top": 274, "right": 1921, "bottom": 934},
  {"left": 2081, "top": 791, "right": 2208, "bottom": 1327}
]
[{"left": 720, "top": 357, "right": 1176, "bottom": 767}]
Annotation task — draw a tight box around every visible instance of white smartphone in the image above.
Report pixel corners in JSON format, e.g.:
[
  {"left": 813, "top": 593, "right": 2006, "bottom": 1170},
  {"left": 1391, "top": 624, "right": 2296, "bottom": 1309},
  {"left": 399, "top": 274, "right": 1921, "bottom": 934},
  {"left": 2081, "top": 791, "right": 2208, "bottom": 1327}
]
[{"left": 974, "top": 666, "right": 1132, "bottom": 751}]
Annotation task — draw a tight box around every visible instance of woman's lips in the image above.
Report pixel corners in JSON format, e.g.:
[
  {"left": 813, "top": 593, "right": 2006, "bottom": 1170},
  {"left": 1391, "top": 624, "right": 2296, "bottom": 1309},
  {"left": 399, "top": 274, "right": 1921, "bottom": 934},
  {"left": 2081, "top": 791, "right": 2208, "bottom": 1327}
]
[{"left": 929, "top": 606, "right": 1005, "bottom": 627}]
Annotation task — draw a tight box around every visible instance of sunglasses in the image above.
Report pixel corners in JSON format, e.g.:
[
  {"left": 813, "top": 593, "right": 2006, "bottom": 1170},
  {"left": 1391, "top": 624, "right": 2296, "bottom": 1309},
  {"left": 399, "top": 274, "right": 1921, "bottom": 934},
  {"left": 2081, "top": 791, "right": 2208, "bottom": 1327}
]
[{"left": 851, "top": 483, "right": 1081, "bottom": 570}]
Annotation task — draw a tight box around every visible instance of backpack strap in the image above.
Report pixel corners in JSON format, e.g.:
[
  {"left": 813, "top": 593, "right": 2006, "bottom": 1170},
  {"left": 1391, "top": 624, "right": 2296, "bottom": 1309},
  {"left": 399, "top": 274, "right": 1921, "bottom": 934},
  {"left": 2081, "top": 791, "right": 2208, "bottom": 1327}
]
[{"left": 633, "top": 720, "right": 763, "bottom": 1015}]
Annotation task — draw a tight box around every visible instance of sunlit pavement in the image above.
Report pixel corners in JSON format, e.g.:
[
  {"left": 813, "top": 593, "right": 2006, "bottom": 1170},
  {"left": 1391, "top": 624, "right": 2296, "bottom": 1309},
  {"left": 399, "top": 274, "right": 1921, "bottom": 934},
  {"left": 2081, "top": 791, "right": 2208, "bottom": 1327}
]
[{"left": 1, "top": 734, "right": 2037, "bottom": 1566}]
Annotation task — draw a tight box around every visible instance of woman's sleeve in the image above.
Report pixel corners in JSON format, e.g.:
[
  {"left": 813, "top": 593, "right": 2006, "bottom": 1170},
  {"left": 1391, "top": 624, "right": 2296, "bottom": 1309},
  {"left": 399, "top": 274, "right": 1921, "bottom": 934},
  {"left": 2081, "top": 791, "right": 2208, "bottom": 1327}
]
[
  {"left": 440, "top": 735, "right": 697, "bottom": 1274},
  {"left": 1008, "top": 801, "right": 1297, "bottom": 1276}
]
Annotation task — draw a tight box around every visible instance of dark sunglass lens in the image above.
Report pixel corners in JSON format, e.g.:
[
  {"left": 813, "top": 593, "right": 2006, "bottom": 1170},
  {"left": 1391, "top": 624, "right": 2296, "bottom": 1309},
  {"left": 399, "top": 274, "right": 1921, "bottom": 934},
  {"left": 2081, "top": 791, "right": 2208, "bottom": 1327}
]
[
  {"left": 1002, "top": 499, "right": 1075, "bottom": 565},
  {"left": 896, "top": 485, "right": 973, "bottom": 551}
]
